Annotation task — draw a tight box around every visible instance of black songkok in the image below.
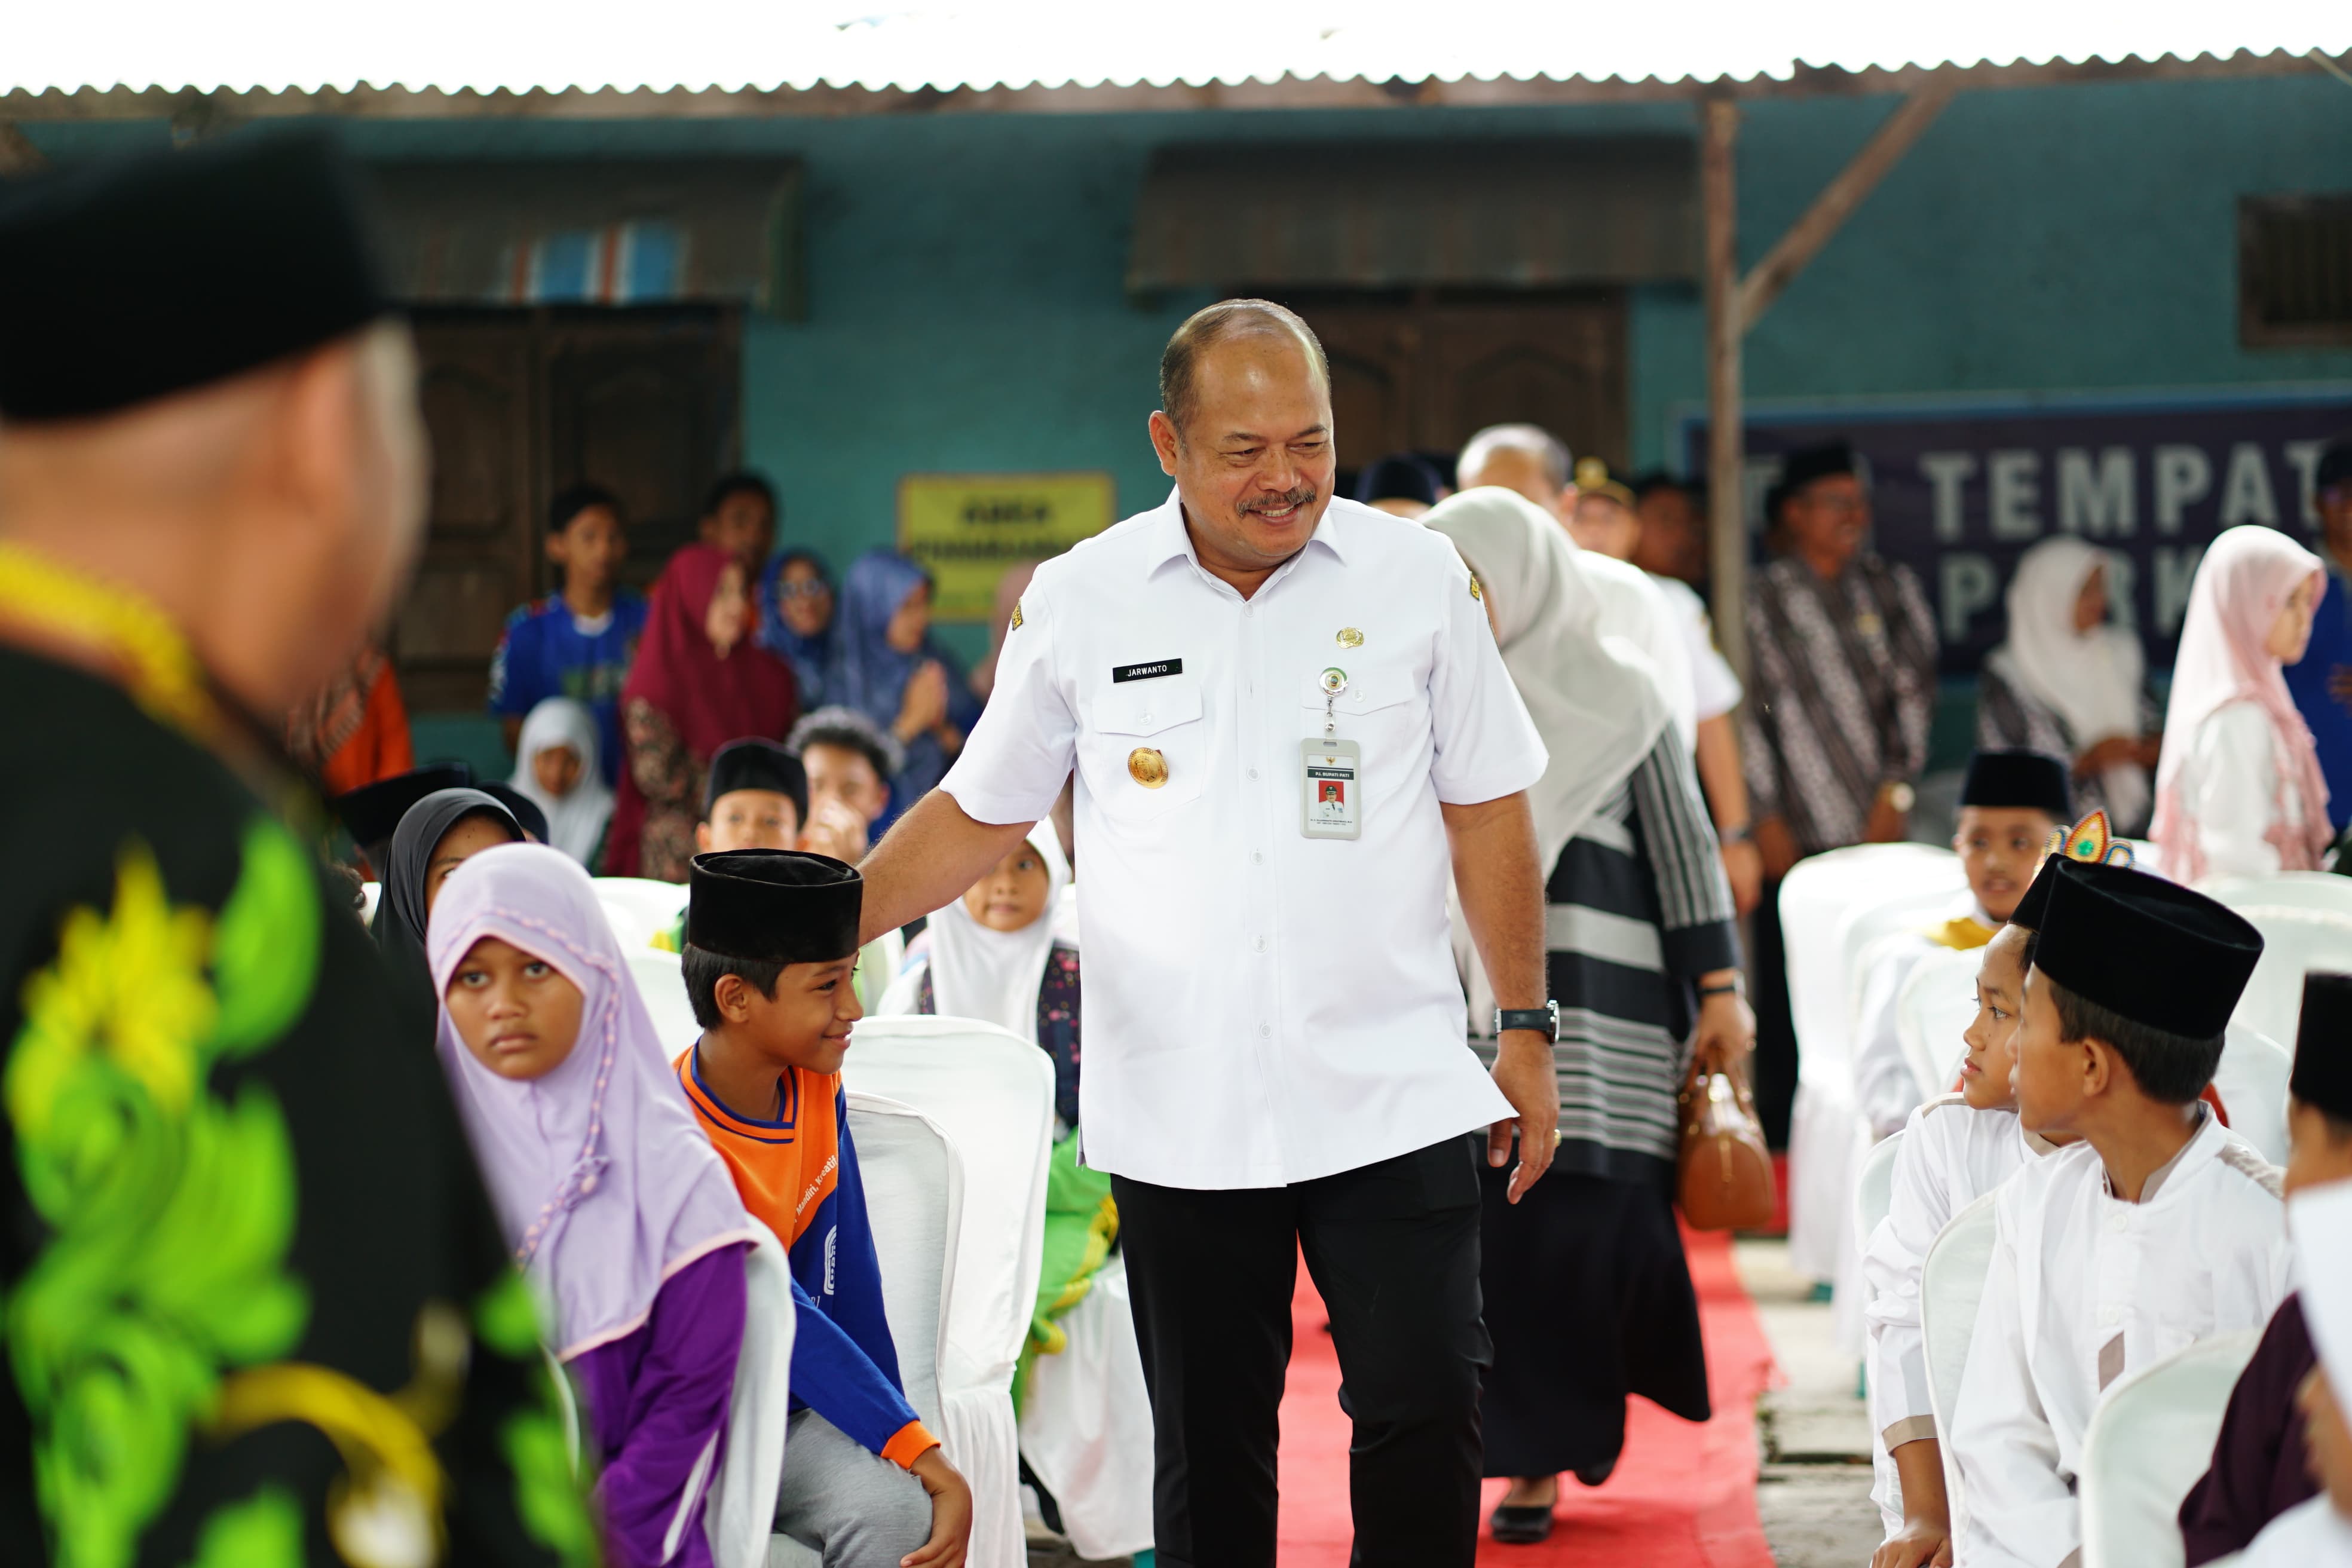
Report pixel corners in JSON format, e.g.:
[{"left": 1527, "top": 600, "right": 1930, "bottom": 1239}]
[
  {"left": 687, "top": 850, "right": 862, "bottom": 966},
  {"left": 0, "top": 128, "right": 391, "bottom": 422},
  {"left": 1961, "top": 750, "right": 2072, "bottom": 822},
  {"left": 335, "top": 764, "right": 472, "bottom": 865},
  {"left": 480, "top": 783, "right": 551, "bottom": 846},
  {"left": 2294, "top": 972, "right": 2352, "bottom": 1120},
  {"left": 1354, "top": 454, "right": 1441, "bottom": 509},
  {"left": 2031, "top": 859, "right": 2264, "bottom": 1039},
  {"left": 705, "top": 737, "right": 810, "bottom": 825},
  {"left": 1766, "top": 440, "right": 1860, "bottom": 520},
  {"left": 2316, "top": 439, "right": 2352, "bottom": 498}
]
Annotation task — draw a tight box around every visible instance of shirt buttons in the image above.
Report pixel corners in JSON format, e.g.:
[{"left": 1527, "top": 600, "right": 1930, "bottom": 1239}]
[
  {"left": 2099, "top": 1306, "right": 2121, "bottom": 1328},
  {"left": 1254, "top": 936, "right": 1268, "bottom": 953},
  {"left": 1252, "top": 851, "right": 1264, "bottom": 865},
  {"left": 2106, "top": 1214, "right": 2128, "bottom": 1235},
  {"left": 1259, "top": 1024, "right": 1271, "bottom": 1038},
  {"left": 1248, "top": 767, "right": 1258, "bottom": 780}
]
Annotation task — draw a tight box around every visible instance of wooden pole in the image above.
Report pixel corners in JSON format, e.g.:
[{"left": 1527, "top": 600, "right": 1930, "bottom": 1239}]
[
  {"left": 1702, "top": 94, "right": 1747, "bottom": 682},
  {"left": 1738, "top": 79, "right": 1956, "bottom": 330}
]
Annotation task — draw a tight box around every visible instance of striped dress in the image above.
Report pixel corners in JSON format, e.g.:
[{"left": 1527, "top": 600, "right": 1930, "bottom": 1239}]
[
  {"left": 1471, "top": 727, "right": 1740, "bottom": 1176},
  {"left": 1472, "top": 724, "right": 1738, "bottom": 1479}
]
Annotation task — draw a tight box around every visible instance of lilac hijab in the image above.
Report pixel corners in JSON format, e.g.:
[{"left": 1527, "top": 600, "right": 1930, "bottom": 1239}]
[{"left": 429, "top": 843, "right": 756, "bottom": 1360}]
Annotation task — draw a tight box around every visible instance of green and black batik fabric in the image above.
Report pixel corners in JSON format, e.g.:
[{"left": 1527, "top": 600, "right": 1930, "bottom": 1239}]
[{"left": 0, "top": 647, "right": 599, "bottom": 1568}]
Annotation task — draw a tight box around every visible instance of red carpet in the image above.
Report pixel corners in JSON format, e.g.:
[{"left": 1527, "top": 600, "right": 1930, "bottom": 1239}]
[{"left": 1273, "top": 1223, "right": 1780, "bottom": 1567}]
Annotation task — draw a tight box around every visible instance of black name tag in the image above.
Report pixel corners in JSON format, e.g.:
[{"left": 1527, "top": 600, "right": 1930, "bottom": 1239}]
[{"left": 1111, "top": 659, "right": 1184, "bottom": 684}]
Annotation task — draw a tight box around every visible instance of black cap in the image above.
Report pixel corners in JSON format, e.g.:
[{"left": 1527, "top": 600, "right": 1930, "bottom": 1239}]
[
  {"left": 2317, "top": 439, "right": 2352, "bottom": 497},
  {"left": 1766, "top": 440, "right": 1860, "bottom": 521},
  {"left": 705, "top": 737, "right": 810, "bottom": 826},
  {"left": 686, "top": 850, "right": 862, "bottom": 966},
  {"left": 1353, "top": 454, "right": 1441, "bottom": 509},
  {"left": 0, "top": 128, "right": 393, "bottom": 422},
  {"left": 2296, "top": 973, "right": 2352, "bottom": 1119},
  {"left": 1961, "top": 750, "right": 2072, "bottom": 821},
  {"left": 2031, "top": 860, "right": 2264, "bottom": 1039},
  {"left": 479, "top": 783, "right": 551, "bottom": 846},
  {"left": 334, "top": 764, "right": 473, "bottom": 856}
]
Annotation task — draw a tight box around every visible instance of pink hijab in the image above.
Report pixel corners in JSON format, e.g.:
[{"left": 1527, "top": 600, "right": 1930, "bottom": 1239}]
[
  {"left": 2152, "top": 525, "right": 2330, "bottom": 880},
  {"left": 429, "top": 843, "right": 756, "bottom": 1359}
]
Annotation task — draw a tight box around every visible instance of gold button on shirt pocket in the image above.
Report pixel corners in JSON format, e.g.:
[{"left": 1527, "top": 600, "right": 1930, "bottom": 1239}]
[{"left": 1085, "top": 679, "right": 1206, "bottom": 816}]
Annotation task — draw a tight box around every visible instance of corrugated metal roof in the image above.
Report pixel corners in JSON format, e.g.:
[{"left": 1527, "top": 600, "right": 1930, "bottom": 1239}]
[{"left": 5, "top": 0, "right": 2350, "bottom": 101}]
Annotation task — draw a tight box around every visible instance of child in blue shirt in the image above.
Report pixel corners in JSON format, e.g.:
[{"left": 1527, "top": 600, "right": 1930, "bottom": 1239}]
[{"left": 489, "top": 483, "right": 648, "bottom": 785}]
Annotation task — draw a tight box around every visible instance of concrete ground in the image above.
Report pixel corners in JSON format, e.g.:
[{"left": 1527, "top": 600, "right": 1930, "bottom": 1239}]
[{"left": 1735, "top": 1238, "right": 1886, "bottom": 1568}]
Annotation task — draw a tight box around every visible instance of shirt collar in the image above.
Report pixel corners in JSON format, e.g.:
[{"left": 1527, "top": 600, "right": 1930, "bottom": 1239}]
[
  {"left": 2113, "top": 1101, "right": 2215, "bottom": 1205},
  {"left": 1143, "top": 487, "right": 1352, "bottom": 581}
]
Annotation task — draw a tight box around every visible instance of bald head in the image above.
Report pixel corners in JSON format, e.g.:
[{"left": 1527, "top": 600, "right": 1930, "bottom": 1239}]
[
  {"left": 1159, "top": 299, "right": 1331, "bottom": 442},
  {"left": 0, "top": 321, "right": 427, "bottom": 717},
  {"left": 1457, "top": 424, "right": 1573, "bottom": 519}
]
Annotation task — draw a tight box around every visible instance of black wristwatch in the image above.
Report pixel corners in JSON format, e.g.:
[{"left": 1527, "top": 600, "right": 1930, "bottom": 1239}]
[{"left": 1493, "top": 1002, "right": 1561, "bottom": 1043}]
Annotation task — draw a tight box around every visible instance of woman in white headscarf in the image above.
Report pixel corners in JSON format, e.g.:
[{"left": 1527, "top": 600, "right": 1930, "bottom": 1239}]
[
  {"left": 509, "top": 696, "right": 616, "bottom": 869},
  {"left": 1424, "top": 486, "right": 1754, "bottom": 1545},
  {"left": 1976, "top": 537, "right": 2161, "bottom": 834}
]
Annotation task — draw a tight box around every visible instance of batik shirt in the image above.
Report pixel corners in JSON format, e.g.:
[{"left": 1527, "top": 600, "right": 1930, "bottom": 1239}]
[
  {"left": 673, "top": 1051, "right": 937, "bottom": 1468},
  {"left": 1740, "top": 554, "right": 1939, "bottom": 859},
  {"left": 0, "top": 644, "right": 586, "bottom": 1566}
]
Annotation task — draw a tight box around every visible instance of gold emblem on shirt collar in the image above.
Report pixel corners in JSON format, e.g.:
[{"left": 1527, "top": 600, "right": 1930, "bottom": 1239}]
[
  {"left": 1468, "top": 574, "right": 1484, "bottom": 602},
  {"left": 1010, "top": 600, "right": 1024, "bottom": 631}
]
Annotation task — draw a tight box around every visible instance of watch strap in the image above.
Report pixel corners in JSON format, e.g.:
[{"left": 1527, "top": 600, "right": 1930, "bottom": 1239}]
[{"left": 1494, "top": 1003, "right": 1561, "bottom": 1042}]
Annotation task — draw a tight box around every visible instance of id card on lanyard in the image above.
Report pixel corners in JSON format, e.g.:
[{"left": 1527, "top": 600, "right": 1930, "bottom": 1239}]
[{"left": 1301, "top": 666, "right": 1362, "bottom": 840}]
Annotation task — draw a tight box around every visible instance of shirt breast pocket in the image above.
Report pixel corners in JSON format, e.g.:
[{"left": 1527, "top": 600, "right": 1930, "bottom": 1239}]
[
  {"left": 1297, "top": 658, "right": 1423, "bottom": 754},
  {"left": 1083, "top": 678, "right": 1208, "bottom": 819}
]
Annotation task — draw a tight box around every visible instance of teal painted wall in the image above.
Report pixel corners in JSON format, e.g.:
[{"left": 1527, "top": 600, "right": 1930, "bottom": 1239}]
[{"left": 28, "top": 74, "right": 2352, "bottom": 679}]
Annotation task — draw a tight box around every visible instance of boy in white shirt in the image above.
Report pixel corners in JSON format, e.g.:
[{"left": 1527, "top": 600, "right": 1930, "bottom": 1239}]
[
  {"left": 1952, "top": 860, "right": 2291, "bottom": 1568},
  {"left": 1863, "top": 842, "right": 2090, "bottom": 1566},
  {"left": 1852, "top": 751, "right": 2073, "bottom": 1138}
]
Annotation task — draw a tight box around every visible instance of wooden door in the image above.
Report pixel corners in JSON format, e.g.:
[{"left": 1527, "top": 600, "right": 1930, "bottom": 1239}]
[
  {"left": 1278, "top": 290, "right": 1628, "bottom": 476},
  {"left": 396, "top": 307, "right": 741, "bottom": 712}
]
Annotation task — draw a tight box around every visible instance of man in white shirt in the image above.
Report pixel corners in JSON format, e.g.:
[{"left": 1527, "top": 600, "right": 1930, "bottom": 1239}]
[
  {"left": 855, "top": 299, "right": 1556, "bottom": 1568},
  {"left": 1952, "top": 860, "right": 2290, "bottom": 1568},
  {"left": 1460, "top": 429, "right": 1760, "bottom": 914}
]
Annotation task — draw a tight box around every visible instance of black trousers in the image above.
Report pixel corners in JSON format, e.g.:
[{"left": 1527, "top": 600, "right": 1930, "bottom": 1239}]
[
  {"left": 1750, "top": 882, "right": 1800, "bottom": 1149},
  {"left": 1111, "top": 1135, "right": 1489, "bottom": 1568}
]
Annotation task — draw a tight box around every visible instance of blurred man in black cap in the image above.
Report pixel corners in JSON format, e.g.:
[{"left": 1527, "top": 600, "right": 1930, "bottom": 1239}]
[
  {"left": 1738, "top": 439, "right": 1940, "bottom": 1145},
  {"left": 0, "top": 130, "right": 586, "bottom": 1563},
  {"left": 333, "top": 760, "right": 474, "bottom": 875},
  {"left": 2180, "top": 969, "right": 2352, "bottom": 1563},
  {"left": 2284, "top": 437, "right": 2352, "bottom": 834},
  {"left": 1952, "top": 860, "right": 2287, "bottom": 1568}
]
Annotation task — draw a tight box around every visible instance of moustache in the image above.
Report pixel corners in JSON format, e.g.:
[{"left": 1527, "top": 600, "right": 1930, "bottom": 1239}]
[{"left": 1239, "top": 488, "right": 1318, "bottom": 517}]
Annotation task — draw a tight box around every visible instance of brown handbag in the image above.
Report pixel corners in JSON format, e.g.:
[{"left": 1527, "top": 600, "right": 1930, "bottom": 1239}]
[{"left": 1676, "top": 1051, "right": 1777, "bottom": 1232}]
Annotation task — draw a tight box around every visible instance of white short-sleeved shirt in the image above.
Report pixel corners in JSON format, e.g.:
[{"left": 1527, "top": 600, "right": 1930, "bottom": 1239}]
[
  {"left": 1650, "top": 573, "right": 1743, "bottom": 723},
  {"left": 942, "top": 491, "right": 1548, "bottom": 1189}
]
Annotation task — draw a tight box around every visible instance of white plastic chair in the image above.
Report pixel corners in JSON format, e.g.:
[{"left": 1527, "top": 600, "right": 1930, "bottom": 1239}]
[
  {"left": 1854, "top": 1129, "right": 1906, "bottom": 1264},
  {"left": 1783, "top": 846, "right": 1966, "bottom": 1285},
  {"left": 841, "top": 1018, "right": 1055, "bottom": 1568},
  {"left": 594, "top": 874, "right": 690, "bottom": 952},
  {"left": 2203, "top": 884, "right": 2352, "bottom": 1047},
  {"left": 1896, "top": 943, "right": 1986, "bottom": 1108},
  {"left": 1016, "top": 1252, "right": 1156, "bottom": 1561},
  {"left": 626, "top": 947, "right": 702, "bottom": 1058},
  {"left": 768, "top": 1094, "right": 963, "bottom": 1568},
  {"left": 2078, "top": 1330, "right": 2263, "bottom": 1568},
  {"left": 1921, "top": 1190, "right": 2002, "bottom": 1527},
  {"left": 707, "top": 1219, "right": 796, "bottom": 1568},
  {"left": 2213, "top": 1025, "right": 2293, "bottom": 1167}
]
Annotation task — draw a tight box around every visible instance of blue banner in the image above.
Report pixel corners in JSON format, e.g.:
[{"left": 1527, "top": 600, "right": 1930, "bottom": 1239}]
[{"left": 1679, "top": 385, "right": 2352, "bottom": 676}]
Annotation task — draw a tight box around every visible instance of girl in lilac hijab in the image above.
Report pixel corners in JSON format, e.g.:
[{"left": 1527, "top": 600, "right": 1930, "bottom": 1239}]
[{"left": 431, "top": 843, "right": 759, "bottom": 1567}]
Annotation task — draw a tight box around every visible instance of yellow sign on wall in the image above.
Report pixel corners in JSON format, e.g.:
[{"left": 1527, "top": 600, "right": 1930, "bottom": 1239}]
[{"left": 896, "top": 471, "right": 1117, "bottom": 621}]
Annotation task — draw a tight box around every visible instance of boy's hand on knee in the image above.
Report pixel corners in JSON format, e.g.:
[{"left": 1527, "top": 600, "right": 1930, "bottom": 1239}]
[
  {"left": 902, "top": 1446, "right": 972, "bottom": 1568},
  {"left": 1869, "top": 1520, "right": 1951, "bottom": 1568}
]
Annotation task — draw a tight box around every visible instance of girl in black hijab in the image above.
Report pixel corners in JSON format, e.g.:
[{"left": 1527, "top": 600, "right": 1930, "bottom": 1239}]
[{"left": 372, "top": 786, "right": 525, "bottom": 1025}]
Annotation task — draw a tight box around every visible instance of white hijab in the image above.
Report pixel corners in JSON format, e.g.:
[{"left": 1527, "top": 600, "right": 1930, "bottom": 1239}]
[
  {"left": 510, "top": 697, "right": 615, "bottom": 868},
  {"left": 924, "top": 826, "right": 1073, "bottom": 1042},
  {"left": 1984, "top": 537, "right": 2149, "bottom": 829},
  {"left": 1424, "top": 486, "right": 1676, "bottom": 877}
]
